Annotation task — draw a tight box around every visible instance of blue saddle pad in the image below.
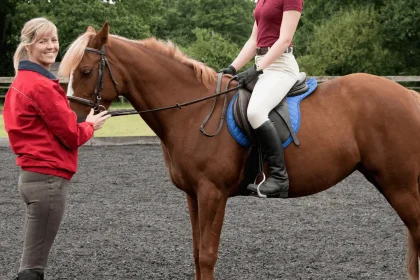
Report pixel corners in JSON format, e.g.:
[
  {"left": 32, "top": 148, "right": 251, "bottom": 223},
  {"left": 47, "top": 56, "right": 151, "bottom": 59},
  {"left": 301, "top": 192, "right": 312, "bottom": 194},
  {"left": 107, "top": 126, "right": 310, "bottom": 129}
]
[{"left": 227, "top": 77, "right": 318, "bottom": 148}]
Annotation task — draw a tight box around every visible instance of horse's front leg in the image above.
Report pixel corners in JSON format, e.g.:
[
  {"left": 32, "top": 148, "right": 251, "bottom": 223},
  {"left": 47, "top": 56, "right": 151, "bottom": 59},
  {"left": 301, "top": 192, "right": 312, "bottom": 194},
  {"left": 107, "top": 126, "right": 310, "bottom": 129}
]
[
  {"left": 196, "top": 182, "right": 229, "bottom": 280},
  {"left": 187, "top": 194, "right": 201, "bottom": 280}
]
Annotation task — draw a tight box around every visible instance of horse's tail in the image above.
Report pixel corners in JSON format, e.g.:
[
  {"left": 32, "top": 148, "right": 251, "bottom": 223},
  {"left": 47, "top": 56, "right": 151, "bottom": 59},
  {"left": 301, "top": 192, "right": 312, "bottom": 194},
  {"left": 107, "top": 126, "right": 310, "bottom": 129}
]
[{"left": 407, "top": 229, "right": 419, "bottom": 279}]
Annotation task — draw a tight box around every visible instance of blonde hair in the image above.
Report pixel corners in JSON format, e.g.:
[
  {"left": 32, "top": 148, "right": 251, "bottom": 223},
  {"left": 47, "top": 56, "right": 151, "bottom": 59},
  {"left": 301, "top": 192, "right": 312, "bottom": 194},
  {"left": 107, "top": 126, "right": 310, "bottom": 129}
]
[{"left": 13, "top": 17, "right": 58, "bottom": 74}]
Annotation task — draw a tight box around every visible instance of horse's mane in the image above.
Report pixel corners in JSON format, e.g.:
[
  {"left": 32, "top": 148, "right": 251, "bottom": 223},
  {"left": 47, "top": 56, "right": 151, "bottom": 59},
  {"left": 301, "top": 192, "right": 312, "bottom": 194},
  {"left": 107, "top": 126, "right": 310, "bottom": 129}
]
[{"left": 59, "top": 33, "right": 217, "bottom": 89}]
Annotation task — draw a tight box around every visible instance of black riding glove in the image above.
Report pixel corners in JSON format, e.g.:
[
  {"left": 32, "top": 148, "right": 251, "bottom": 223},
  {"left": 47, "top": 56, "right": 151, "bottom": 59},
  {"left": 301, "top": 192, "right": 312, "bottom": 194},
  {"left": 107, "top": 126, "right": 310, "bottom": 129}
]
[
  {"left": 237, "top": 65, "right": 263, "bottom": 86},
  {"left": 218, "top": 64, "right": 237, "bottom": 75}
]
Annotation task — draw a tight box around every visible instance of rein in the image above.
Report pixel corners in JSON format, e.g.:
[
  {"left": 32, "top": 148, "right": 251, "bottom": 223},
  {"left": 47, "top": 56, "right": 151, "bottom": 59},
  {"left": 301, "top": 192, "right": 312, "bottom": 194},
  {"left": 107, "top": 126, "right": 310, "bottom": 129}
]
[
  {"left": 108, "top": 74, "right": 239, "bottom": 137},
  {"left": 108, "top": 79, "right": 240, "bottom": 117},
  {"left": 69, "top": 45, "right": 242, "bottom": 137}
]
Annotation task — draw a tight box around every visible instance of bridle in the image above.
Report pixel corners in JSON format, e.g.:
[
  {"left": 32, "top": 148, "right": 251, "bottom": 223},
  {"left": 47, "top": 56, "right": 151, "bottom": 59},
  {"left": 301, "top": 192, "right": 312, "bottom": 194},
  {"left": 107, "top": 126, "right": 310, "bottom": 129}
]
[
  {"left": 67, "top": 44, "right": 242, "bottom": 136},
  {"left": 67, "top": 45, "right": 119, "bottom": 112}
]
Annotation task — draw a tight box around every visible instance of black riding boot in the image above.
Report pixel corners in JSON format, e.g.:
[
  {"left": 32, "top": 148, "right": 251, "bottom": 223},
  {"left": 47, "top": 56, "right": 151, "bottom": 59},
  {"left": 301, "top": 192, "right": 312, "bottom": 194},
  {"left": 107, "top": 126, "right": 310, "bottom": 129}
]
[
  {"left": 247, "top": 120, "right": 289, "bottom": 198},
  {"left": 15, "top": 270, "right": 44, "bottom": 280}
]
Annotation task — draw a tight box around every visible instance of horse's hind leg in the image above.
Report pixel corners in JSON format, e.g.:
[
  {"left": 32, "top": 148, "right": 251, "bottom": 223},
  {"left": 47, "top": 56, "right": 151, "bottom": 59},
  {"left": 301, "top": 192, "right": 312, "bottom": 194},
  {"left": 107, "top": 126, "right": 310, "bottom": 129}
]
[
  {"left": 382, "top": 177, "right": 420, "bottom": 280},
  {"left": 407, "top": 229, "right": 419, "bottom": 280}
]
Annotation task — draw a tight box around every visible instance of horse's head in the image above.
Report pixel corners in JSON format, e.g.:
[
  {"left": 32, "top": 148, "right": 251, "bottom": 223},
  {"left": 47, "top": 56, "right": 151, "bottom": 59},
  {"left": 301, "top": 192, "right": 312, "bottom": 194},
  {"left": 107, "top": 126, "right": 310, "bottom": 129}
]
[{"left": 60, "top": 22, "right": 122, "bottom": 117}]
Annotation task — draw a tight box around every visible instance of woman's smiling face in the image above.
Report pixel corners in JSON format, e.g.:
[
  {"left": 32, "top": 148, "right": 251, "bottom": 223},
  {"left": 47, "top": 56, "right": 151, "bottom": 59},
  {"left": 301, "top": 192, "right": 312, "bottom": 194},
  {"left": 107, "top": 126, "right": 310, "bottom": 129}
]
[{"left": 26, "top": 31, "right": 59, "bottom": 70}]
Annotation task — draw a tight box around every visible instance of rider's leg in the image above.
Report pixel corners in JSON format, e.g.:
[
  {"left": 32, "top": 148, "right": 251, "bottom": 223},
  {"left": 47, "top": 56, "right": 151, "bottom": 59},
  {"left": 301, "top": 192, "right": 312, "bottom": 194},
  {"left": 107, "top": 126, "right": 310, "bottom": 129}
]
[{"left": 246, "top": 53, "right": 299, "bottom": 198}]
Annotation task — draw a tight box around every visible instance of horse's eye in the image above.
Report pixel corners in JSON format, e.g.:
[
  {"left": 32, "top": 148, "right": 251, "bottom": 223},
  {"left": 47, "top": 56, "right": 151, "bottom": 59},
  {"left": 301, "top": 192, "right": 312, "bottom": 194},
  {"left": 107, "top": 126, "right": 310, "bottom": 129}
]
[{"left": 81, "top": 69, "right": 92, "bottom": 75}]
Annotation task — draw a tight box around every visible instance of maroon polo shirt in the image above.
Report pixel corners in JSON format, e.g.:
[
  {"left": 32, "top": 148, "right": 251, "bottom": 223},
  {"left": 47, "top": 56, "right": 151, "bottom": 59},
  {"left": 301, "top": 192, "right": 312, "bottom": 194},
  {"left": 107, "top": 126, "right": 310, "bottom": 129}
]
[{"left": 254, "top": 0, "right": 303, "bottom": 47}]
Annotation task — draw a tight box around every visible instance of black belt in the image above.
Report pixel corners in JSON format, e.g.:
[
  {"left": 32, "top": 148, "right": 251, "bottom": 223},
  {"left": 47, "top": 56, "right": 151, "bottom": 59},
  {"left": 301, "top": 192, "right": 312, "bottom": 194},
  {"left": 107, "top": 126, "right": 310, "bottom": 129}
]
[{"left": 256, "top": 46, "right": 293, "bottom": 56}]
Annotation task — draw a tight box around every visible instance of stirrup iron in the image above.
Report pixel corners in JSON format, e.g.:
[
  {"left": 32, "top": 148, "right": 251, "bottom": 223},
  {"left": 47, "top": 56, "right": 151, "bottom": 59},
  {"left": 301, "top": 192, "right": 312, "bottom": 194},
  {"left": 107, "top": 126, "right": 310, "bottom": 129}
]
[{"left": 255, "top": 171, "right": 267, "bottom": 198}]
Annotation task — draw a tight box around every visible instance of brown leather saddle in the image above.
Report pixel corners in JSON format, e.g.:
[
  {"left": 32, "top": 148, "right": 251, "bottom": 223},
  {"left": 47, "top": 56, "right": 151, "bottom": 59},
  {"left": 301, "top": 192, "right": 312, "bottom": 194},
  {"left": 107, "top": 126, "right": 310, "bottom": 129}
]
[{"left": 233, "top": 72, "right": 309, "bottom": 146}]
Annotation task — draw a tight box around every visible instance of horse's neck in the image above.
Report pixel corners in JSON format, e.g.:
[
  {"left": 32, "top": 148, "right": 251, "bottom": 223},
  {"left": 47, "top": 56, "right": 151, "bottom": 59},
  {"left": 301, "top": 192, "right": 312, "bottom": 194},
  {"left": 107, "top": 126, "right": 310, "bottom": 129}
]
[{"left": 118, "top": 47, "right": 210, "bottom": 141}]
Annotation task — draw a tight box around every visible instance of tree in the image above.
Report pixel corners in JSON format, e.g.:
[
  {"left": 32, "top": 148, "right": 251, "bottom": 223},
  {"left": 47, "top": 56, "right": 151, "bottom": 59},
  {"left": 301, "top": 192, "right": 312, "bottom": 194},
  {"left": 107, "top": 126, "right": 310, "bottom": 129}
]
[
  {"left": 297, "top": 6, "right": 393, "bottom": 75},
  {"left": 184, "top": 28, "right": 241, "bottom": 70},
  {"left": 113, "top": 0, "right": 165, "bottom": 36},
  {"left": 2, "top": 0, "right": 418, "bottom": 76},
  {"left": 156, "top": 0, "right": 254, "bottom": 46},
  {"left": 0, "top": 0, "right": 23, "bottom": 75},
  {"left": 9, "top": 0, "right": 153, "bottom": 65},
  {"left": 155, "top": 0, "right": 200, "bottom": 45},
  {"left": 294, "top": 0, "right": 385, "bottom": 57},
  {"left": 378, "top": 0, "right": 420, "bottom": 74},
  {"left": 193, "top": 0, "right": 255, "bottom": 46}
]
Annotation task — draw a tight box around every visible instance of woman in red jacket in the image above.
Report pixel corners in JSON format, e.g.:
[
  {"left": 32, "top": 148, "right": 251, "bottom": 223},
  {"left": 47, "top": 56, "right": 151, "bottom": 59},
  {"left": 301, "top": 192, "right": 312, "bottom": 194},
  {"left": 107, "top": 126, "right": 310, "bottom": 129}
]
[
  {"left": 219, "top": 0, "right": 303, "bottom": 198},
  {"left": 4, "top": 18, "right": 110, "bottom": 280}
]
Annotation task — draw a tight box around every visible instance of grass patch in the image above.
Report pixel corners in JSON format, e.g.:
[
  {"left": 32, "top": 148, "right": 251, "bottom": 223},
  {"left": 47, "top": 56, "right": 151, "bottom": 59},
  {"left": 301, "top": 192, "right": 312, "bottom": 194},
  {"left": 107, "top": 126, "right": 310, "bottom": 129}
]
[
  {"left": 109, "top": 102, "right": 133, "bottom": 109},
  {"left": 96, "top": 103, "right": 155, "bottom": 136},
  {"left": 0, "top": 116, "right": 6, "bottom": 137},
  {"left": 94, "top": 115, "right": 154, "bottom": 137}
]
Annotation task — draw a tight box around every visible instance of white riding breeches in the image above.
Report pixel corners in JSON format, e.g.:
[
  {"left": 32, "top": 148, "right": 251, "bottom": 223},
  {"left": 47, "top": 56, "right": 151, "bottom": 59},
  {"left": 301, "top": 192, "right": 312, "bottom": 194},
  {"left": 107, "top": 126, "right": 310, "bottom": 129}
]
[{"left": 247, "top": 53, "right": 299, "bottom": 129}]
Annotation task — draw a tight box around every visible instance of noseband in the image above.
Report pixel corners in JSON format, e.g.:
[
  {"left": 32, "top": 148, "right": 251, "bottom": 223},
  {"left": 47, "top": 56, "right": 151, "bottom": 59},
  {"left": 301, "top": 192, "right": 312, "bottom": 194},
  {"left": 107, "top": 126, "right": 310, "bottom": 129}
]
[{"left": 67, "top": 45, "right": 119, "bottom": 112}]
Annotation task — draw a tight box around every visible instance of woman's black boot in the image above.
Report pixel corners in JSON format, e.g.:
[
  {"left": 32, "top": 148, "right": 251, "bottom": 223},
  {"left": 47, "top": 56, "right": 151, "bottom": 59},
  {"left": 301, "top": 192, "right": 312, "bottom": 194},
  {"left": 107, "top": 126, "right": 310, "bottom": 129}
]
[
  {"left": 16, "top": 270, "right": 44, "bottom": 280},
  {"left": 247, "top": 120, "right": 289, "bottom": 198}
]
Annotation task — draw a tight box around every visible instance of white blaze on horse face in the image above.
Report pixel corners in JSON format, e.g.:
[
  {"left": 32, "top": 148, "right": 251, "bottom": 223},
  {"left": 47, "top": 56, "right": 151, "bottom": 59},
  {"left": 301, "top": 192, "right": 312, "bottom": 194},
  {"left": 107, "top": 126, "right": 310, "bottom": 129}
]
[{"left": 67, "top": 72, "right": 74, "bottom": 97}]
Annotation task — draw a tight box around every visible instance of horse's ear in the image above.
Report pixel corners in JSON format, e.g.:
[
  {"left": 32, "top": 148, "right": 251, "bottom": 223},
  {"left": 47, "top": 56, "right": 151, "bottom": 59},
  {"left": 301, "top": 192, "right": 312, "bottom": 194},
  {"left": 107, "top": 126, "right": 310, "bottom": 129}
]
[
  {"left": 91, "top": 22, "right": 109, "bottom": 48},
  {"left": 86, "top": 26, "right": 96, "bottom": 33}
]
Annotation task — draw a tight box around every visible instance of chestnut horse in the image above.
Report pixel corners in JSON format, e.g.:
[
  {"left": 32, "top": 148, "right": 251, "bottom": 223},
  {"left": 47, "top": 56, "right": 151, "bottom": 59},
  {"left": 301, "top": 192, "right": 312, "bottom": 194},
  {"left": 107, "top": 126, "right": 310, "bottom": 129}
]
[{"left": 59, "top": 23, "right": 420, "bottom": 280}]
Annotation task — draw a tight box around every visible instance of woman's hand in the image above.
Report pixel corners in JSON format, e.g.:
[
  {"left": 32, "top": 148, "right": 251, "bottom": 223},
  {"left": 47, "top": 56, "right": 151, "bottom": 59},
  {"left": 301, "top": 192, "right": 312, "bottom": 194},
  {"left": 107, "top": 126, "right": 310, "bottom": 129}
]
[
  {"left": 218, "top": 65, "right": 237, "bottom": 75},
  {"left": 237, "top": 65, "right": 263, "bottom": 86},
  {"left": 85, "top": 109, "right": 111, "bottom": 131}
]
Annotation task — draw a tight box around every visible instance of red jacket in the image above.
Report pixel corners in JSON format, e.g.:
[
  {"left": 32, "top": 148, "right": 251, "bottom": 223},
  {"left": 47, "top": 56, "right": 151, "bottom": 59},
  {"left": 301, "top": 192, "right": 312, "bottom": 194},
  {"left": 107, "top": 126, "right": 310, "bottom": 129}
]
[{"left": 3, "top": 60, "right": 94, "bottom": 180}]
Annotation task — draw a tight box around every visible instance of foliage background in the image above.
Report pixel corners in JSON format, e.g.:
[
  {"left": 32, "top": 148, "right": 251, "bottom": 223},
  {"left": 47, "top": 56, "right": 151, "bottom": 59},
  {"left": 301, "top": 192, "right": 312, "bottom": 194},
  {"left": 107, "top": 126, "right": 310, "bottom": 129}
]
[{"left": 0, "top": 0, "right": 419, "bottom": 76}]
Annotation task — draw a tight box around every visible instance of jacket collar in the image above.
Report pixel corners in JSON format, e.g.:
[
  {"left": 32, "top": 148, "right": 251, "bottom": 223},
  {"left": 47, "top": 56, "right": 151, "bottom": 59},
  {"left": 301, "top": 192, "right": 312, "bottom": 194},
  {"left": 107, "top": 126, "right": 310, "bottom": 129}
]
[{"left": 18, "top": 60, "right": 57, "bottom": 80}]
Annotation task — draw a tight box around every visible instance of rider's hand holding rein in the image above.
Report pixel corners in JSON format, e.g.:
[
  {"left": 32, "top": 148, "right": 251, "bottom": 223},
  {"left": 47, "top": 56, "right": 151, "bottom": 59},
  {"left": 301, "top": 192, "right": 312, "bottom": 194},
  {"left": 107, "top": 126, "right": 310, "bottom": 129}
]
[
  {"left": 218, "top": 64, "right": 237, "bottom": 76},
  {"left": 86, "top": 108, "right": 111, "bottom": 131},
  {"left": 237, "top": 65, "right": 264, "bottom": 86}
]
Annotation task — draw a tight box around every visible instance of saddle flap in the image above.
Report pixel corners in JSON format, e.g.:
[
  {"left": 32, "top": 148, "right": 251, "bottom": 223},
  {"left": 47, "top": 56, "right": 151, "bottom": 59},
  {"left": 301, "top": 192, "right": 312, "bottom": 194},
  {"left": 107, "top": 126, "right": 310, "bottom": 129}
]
[
  {"left": 246, "top": 78, "right": 258, "bottom": 92},
  {"left": 227, "top": 77, "right": 319, "bottom": 149},
  {"left": 233, "top": 88, "right": 298, "bottom": 147},
  {"left": 233, "top": 89, "right": 256, "bottom": 144},
  {"left": 271, "top": 100, "right": 300, "bottom": 146}
]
